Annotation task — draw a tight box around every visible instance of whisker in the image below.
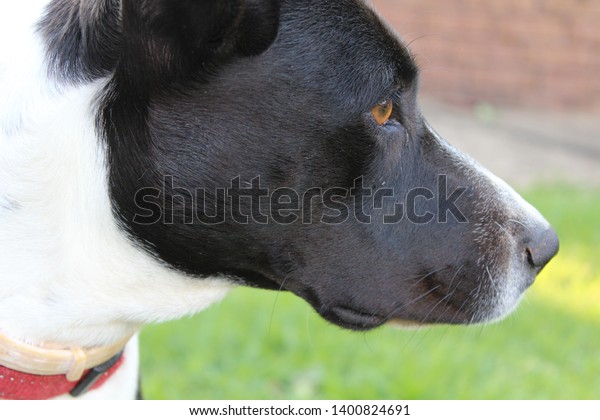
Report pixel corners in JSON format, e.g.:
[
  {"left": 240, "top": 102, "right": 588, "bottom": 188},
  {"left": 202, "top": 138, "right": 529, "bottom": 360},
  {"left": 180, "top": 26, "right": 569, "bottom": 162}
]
[
  {"left": 420, "top": 292, "right": 451, "bottom": 324},
  {"left": 506, "top": 219, "right": 531, "bottom": 231},
  {"left": 364, "top": 266, "right": 449, "bottom": 326},
  {"left": 403, "top": 266, "right": 449, "bottom": 290},
  {"left": 486, "top": 266, "right": 500, "bottom": 296},
  {"left": 432, "top": 269, "right": 467, "bottom": 326},
  {"left": 268, "top": 274, "right": 289, "bottom": 336},
  {"left": 406, "top": 33, "right": 437, "bottom": 49},
  {"left": 446, "top": 276, "right": 476, "bottom": 326},
  {"left": 419, "top": 266, "right": 465, "bottom": 323},
  {"left": 399, "top": 269, "right": 466, "bottom": 351},
  {"left": 495, "top": 221, "right": 509, "bottom": 234},
  {"left": 382, "top": 285, "right": 442, "bottom": 323},
  {"left": 417, "top": 265, "right": 466, "bottom": 325},
  {"left": 467, "top": 283, "right": 484, "bottom": 324},
  {"left": 411, "top": 277, "right": 464, "bottom": 348},
  {"left": 445, "top": 264, "right": 464, "bottom": 296}
]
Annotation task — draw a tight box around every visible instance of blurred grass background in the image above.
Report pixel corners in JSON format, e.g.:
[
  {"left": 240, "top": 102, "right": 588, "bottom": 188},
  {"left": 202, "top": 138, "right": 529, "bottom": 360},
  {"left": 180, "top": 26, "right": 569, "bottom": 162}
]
[{"left": 139, "top": 185, "right": 600, "bottom": 400}]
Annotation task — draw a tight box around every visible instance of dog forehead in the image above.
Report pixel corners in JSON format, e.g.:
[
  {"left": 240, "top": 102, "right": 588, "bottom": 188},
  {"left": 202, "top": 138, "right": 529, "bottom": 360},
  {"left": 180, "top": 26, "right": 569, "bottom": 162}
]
[{"left": 273, "top": 0, "right": 418, "bottom": 107}]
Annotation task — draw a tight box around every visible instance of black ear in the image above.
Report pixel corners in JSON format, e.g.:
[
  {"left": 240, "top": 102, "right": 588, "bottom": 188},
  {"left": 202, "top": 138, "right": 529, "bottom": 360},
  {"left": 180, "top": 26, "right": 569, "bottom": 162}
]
[
  {"left": 234, "top": 0, "right": 281, "bottom": 56},
  {"left": 121, "top": 0, "right": 280, "bottom": 81}
]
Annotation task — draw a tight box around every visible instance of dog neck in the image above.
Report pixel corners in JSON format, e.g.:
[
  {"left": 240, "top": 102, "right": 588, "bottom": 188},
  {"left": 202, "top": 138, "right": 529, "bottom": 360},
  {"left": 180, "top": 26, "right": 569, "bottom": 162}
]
[
  {"left": 0, "top": 1, "right": 230, "bottom": 349},
  {"left": 0, "top": 329, "right": 132, "bottom": 382}
]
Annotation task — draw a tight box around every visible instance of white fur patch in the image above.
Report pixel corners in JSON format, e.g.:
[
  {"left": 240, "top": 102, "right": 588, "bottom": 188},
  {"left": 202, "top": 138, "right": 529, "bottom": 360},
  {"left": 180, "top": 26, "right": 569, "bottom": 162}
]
[{"left": 0, "top": 2, "right": 230, "bottom": 351}]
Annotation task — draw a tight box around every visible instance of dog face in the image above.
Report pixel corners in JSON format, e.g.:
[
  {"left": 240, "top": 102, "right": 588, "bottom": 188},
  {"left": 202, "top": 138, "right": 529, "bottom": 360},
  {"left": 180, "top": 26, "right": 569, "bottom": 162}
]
[{"left": 41, "top": 0, "right": 558, "bottom": 331}]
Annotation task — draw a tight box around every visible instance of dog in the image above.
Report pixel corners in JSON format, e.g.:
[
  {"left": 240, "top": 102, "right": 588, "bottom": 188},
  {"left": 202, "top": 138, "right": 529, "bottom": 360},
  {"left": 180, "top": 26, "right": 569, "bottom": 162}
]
[{"left": 0, "top": 0, "right": 558, "bottom": 400}]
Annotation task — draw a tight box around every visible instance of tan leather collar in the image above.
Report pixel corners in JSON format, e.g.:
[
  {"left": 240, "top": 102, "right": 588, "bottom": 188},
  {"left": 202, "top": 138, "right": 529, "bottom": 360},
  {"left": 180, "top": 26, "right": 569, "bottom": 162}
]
[{"left": 0, "top": 331, "right": 133, "bottom": 382}]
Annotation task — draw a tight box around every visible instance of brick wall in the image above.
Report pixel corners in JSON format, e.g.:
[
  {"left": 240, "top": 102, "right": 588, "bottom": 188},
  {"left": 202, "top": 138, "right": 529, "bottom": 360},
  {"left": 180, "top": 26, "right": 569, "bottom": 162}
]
[{"left": 370, "top": 0, "right": 600, "bottom": 110}]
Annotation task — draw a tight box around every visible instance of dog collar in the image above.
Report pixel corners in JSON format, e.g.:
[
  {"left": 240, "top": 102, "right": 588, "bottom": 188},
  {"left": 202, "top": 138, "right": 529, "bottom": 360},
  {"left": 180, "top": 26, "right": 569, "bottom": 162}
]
[{"left": 0, "top": 331, "right": 131, "bottom": 399}]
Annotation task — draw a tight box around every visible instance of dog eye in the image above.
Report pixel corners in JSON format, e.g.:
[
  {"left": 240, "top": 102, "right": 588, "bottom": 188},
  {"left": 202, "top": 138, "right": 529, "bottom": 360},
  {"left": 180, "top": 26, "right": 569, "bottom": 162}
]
[{"left": 371, "top": 100, "right": 393, "bottom": 126}]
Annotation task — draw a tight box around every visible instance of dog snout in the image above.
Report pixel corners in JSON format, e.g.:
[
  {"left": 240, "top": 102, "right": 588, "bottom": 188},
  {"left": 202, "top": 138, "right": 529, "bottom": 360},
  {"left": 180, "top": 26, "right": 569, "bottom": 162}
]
[{"left": 524, "top": 226, "right": 559, "bottom": 272}]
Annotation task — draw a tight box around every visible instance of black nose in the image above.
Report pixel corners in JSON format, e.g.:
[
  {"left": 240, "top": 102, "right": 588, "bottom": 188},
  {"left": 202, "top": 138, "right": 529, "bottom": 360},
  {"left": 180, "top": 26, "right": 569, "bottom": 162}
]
[{"left": 525, "top": 227, "right": 559, "bottom": 271}]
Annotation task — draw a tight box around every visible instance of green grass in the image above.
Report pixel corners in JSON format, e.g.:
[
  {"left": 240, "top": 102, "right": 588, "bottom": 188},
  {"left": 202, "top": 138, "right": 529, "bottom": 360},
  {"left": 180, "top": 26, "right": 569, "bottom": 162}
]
[{"left": 139, "top": 185, "right": 600, "bottom": 400}]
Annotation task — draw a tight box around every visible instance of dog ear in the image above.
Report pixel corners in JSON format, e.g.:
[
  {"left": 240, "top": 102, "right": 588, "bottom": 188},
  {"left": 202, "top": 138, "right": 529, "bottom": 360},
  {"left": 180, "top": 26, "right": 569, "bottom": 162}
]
[
  {"left": 233, "top": 0, "right": 281, "bottom": 56},
  {"left": 120, "top": 0, "right": 280, "bottom": 81}
]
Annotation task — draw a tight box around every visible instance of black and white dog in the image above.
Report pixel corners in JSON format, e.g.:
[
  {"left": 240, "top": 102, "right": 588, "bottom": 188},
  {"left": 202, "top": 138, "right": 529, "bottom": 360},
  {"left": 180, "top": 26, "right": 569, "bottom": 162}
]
[{"left": 0, "top": 0, "right": 558, "bottom": 399}]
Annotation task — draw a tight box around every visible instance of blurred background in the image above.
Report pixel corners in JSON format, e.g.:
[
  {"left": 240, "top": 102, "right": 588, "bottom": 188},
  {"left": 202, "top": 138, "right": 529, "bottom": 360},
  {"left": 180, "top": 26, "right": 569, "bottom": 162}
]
[
  {"left": 374, "top": 0, "right": 600, "bottom": 110},
  {"left": 140, "top": 0, "right": 600, "bottom": 399},
  {"left": 372, "top": 0, "right": 600, "bottom": 187}
]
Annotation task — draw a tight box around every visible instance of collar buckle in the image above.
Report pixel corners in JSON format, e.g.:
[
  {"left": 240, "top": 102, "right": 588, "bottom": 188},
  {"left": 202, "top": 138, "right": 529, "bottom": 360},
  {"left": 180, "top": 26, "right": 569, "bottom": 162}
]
[{"left": 69, "top": 351, "right": 125, "bottom": 397}]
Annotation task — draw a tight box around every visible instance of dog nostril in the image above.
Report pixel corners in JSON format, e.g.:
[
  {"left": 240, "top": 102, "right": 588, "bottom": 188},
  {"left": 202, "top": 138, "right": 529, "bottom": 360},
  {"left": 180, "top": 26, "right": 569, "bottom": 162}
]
[
  {"left": 525, "top": 247, "right": 535, "bottom": 266},
  {"left": 525, "top": 227, "right": 559, "bottom": 271}
]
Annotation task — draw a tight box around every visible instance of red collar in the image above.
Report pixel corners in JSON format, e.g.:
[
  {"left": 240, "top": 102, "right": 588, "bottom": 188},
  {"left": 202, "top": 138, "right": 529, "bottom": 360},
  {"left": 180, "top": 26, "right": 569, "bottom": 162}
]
[
  {"left": 0, "top": 352, "right": 124, "bottom": 400},
  {"left": 0, "top": 330, "right": 133, "bottom": 400}
]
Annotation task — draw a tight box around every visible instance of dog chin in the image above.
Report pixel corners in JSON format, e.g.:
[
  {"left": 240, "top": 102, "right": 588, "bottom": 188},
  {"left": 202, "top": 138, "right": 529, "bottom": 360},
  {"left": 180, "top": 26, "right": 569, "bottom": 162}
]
[
  {"left": 386, "top": 293, "right": 525, "bottom": 330},
  {"left": 476, "top": 296, "right": 524, "bottom": 326}
]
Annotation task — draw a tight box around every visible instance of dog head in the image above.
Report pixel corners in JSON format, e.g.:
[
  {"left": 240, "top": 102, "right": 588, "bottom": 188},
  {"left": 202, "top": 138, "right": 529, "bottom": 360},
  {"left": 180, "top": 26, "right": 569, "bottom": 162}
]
[{"left": 43, "top": 0, "right": 558, "bottom": 330}]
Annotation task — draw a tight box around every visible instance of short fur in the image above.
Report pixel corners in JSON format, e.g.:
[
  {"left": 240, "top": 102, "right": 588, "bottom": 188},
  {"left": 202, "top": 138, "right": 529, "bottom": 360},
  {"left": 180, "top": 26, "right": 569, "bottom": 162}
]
[{"left": 0, "top": 0, "right": 558, "bottom": 399}]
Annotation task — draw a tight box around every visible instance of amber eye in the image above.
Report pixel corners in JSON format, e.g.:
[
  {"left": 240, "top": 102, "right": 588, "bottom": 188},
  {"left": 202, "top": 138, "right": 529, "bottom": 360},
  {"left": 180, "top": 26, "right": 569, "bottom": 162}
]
[{"left": 371, "top": 99, "right": 393, "bottom": 125}]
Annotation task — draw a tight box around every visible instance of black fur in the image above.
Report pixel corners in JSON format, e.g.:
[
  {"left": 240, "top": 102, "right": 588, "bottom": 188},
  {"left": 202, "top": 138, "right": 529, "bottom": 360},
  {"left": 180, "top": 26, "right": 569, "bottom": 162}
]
[
  {"left": 39, "top": 0, "right": 557, "bottom": 331},
  {"left": 39, "top": 0, "right": 121, "bottom": 82}
]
